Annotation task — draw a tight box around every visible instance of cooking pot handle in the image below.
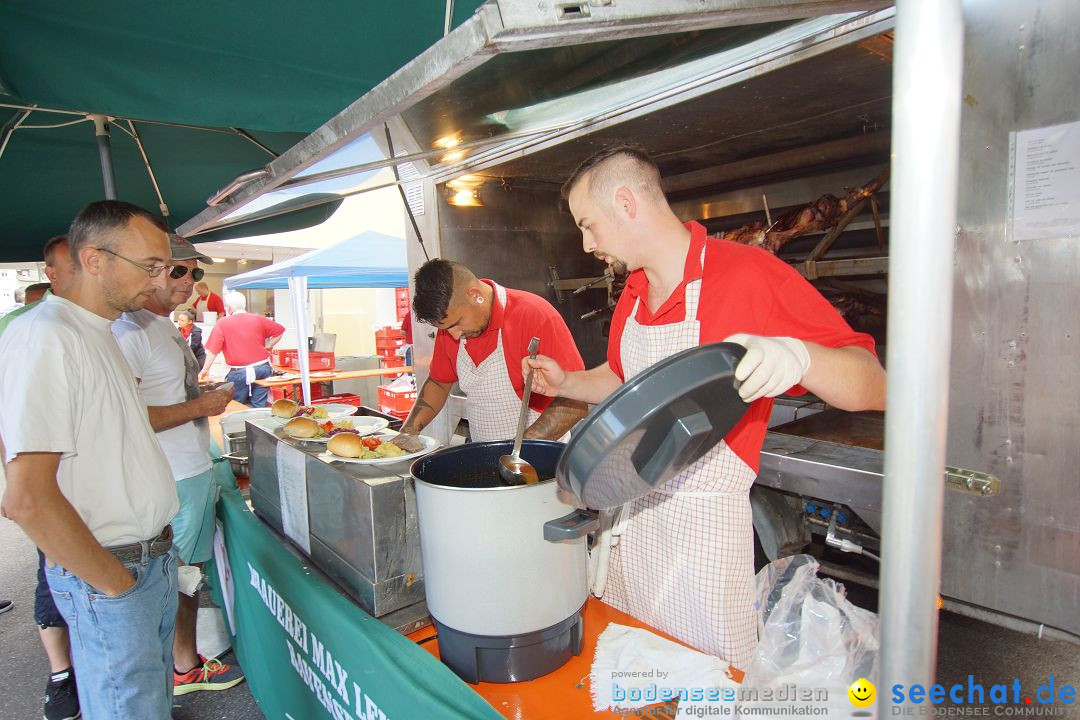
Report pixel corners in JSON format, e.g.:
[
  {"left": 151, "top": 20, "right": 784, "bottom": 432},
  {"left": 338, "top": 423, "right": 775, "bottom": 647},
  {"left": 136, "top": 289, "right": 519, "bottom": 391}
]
[
  {"left": 544, "top": 509, "right": 600, "bottom": 543},
  {"left": 633, "top": 409, "right": 713, "bottom": 482}
]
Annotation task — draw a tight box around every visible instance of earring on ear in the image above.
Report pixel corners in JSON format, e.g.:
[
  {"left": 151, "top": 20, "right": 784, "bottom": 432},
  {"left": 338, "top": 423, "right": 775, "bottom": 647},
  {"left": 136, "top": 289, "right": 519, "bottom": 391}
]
[{"left": 476, "top": 297, "right": 484, "bottom": 304}]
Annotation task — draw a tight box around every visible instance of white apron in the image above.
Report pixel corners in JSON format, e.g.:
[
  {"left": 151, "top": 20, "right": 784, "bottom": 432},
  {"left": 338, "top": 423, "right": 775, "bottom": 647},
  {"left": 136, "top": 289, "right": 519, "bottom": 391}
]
[
  {"left": 456, "top": 283, "right": 540, "bottom": 443},
  {"left": 595, "top": 247, "right": 758, "bottom": 667},
  {"left": 228, "top": 358, "right": 269, "bottom": 386}
]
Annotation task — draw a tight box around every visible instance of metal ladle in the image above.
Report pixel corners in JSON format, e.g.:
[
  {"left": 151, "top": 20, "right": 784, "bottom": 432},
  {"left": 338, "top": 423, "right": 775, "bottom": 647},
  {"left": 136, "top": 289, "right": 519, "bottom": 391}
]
[{"left": 499, "top": 337, "right": 541, "bottom": 486}]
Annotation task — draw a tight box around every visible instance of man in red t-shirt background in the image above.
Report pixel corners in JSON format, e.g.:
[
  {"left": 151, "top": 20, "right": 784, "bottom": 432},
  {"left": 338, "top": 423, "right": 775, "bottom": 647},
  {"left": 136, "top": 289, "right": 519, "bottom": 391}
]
[
  {"left": 190, "top": 281, "right": 225, "bottom": 319},
  {"left": 198, "top": 291, "right": 285, "bottom": 407},
  {"left": 526, "top": 145, "right": 887, "bottom": 667},
  {"left": 391, "top": 259, "right": 588, "bottom": 452}
]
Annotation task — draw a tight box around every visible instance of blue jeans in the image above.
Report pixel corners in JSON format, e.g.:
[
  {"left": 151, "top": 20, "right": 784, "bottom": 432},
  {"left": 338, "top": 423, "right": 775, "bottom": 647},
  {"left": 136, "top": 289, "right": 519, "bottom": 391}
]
[
  {"left": 45, "top": 548, "right": 179, "bottom": 720},
  {"left": 226, "top": 361, "right": 272, "bottom": 407}
]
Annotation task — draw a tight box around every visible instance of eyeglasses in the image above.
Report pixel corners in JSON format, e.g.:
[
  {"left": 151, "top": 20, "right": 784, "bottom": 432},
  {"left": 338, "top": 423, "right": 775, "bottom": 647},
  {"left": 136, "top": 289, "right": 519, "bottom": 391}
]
[
  {"left": 95, "top": 247, "right": 168, "bottom": 278},
  {"left": 169, "top": 265, "right": 205, "bottom": 282}
]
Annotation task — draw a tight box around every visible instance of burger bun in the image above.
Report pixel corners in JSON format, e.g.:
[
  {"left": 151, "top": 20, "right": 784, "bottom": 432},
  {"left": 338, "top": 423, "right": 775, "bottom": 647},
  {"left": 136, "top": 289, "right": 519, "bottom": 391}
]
[
  {"left": 327, "top": 432, "right": 365, "bottom": 458},
  {"left": 284, "top": 417, "right": 321, "bottom": 439},
  {"left": 271, "top": 398, "right": 299, "bottom": 419}
]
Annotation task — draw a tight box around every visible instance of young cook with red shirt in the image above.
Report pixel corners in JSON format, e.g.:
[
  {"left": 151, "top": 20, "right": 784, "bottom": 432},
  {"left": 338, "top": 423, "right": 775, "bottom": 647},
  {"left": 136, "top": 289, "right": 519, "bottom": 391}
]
[
  {"left": 391, "top": 259, "right": 589, "bottom": 453},
  {"left": 525, "top": 145, "right": 887, "bottom": 668}
]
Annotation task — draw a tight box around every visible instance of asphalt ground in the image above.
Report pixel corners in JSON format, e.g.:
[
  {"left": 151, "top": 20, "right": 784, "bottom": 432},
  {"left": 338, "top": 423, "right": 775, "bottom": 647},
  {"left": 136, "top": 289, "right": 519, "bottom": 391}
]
[{"left": 0, "top": 471, "right": 263, "bottom": 720}]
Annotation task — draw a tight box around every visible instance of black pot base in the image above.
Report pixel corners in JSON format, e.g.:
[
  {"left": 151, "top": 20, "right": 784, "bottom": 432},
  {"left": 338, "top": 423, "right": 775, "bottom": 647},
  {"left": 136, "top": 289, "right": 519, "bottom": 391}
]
[{"left": 434, "top": 604, "right": 586, "bottom": 684}]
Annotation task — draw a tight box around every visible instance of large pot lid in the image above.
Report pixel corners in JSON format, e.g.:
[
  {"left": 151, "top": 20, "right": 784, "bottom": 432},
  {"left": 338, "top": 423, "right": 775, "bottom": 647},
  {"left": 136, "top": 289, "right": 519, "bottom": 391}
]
[{"left": 556, "top": 342, "right": 748, "bottom": 510}]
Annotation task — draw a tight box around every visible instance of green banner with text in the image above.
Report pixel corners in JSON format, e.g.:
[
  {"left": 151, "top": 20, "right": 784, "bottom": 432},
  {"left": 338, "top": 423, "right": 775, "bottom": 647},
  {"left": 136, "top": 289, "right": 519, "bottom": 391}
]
[{"left": 205, "top": 488, "right": 502, "bottom": 720}]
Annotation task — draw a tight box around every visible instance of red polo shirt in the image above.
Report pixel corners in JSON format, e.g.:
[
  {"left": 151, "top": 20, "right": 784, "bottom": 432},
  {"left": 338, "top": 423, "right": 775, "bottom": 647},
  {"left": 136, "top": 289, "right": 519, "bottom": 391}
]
[
  {"left": 429, "top": 281, "right": 585, "bottom": 412},
  {"left": 204, "top": 313, "right": 286, "bottom": 366},
  {"left": 608, "top": 221, "right": 877, "bottom": 471}
]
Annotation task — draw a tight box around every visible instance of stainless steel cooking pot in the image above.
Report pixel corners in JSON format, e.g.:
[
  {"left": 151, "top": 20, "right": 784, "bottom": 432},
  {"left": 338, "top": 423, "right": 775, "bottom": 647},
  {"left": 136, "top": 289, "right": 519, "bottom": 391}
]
[{"left": 411, "top": 440, "right": 596, "bottom": 684}]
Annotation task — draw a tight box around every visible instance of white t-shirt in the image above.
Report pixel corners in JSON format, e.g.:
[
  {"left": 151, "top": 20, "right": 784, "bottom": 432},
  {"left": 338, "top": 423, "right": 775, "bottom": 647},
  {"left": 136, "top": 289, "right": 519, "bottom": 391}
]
[
  {"left": 0, "top": 295, "right": 177, "bottom": 547},
  {"left": 112, "top": 309, "right": 212, "bottom": 481}
]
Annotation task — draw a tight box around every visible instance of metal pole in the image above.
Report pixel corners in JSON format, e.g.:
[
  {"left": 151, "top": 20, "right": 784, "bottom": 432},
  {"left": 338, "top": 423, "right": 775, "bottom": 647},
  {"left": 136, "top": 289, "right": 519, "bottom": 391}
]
[
  {"left": 288, "top": 276, "right": 312, "bottom": 407},
  {"left": 880, "top": 0, "right": 964, "bottom": 710},
  {"left": 126, "top": 120, "right": 170, "bottom": 221},
  {"left": 89, "top": 114, "right": 117, "bottom": 199}
]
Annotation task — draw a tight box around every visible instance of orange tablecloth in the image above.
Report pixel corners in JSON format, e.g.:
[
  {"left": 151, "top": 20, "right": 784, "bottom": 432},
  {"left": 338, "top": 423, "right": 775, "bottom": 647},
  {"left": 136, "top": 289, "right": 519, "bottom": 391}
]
[{"left": 409, "top": 598, "right": 682, "bottom": 720}]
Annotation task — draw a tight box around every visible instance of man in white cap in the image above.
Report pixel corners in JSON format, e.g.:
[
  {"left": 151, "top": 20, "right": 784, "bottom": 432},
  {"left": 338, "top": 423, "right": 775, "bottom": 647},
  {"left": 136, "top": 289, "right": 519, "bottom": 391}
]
[
  {"left": 198, "top": 291, "right": 285, "bottom": 407},
  {"left": 112, "top": 234, "right": 245, "bottom": 697}
]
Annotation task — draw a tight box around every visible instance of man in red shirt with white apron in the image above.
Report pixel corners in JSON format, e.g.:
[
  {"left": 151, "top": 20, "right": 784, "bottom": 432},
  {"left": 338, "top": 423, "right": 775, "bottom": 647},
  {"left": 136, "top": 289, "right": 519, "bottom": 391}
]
[
  {"left": 392, "top": 259, "right": 588, "bottom": 451},
  {"left": 526, "top": 145, "right": 887, "bottom": 668}
]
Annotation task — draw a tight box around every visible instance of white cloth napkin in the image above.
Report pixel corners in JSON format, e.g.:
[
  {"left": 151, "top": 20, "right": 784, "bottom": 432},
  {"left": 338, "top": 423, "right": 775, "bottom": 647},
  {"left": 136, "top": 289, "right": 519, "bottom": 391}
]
[{"left": 590, "top": 622, "right": 740, "bottom": 712}]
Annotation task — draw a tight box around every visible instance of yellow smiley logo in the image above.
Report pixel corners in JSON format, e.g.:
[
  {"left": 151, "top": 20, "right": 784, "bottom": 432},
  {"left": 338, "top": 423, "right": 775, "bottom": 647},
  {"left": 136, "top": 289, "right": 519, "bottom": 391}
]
[{"left": 848, "top": 678, "right": 876, "bottom": 708}]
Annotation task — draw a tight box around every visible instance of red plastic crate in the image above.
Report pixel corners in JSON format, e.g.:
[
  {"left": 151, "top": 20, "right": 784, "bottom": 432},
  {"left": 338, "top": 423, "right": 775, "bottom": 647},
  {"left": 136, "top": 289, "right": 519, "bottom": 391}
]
[
  {"left": 288, "top": 351, "right": 336, "bottom": 370},
  {"left": 376, "top": 326, "right": 405, "bottom": 340},
  {"left": 270, "top": 382, "right": 325, "bottom": 402},
  {"left": 395, "top": 288, "right": 410, "bottom": 321},
  {"left": 375, "top": 326, "right": 406, "bottom": 352},
  {"left": 375, "top": 346, "right": 399, "bottom": 358},
  {"left": 312, "top": 393, "right": 363, "bottom": 407},
  {"left": 380, "top": 355, "right": 405, "bottom": 380},
  {"left": 377, "top": 384, "right": 416, "bottom": 415},
  {"left": 375, "top": 337, "right": 405, "bottom": 352},
  {"left": 271, "top": 348, "right": 298, "bottom": 367},
  {"left": 271, "top": 349, "right": 336, "bottom": 370}
]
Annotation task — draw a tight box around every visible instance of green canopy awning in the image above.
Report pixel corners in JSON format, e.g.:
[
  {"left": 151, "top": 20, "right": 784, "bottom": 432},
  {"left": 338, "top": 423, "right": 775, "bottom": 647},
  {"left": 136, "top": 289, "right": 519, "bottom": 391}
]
[{"left": 0, "top": 0, "right": 484, "bottom": 261}]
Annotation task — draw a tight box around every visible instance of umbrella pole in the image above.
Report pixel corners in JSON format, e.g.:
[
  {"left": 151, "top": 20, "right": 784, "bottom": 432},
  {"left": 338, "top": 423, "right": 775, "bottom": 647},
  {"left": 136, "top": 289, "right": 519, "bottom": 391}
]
[
  {"left": 89, "top": 115, "right": 117, "bottom": 199},
  {"left": 288, "top": 276, "right": 312, "bottom": 406}
]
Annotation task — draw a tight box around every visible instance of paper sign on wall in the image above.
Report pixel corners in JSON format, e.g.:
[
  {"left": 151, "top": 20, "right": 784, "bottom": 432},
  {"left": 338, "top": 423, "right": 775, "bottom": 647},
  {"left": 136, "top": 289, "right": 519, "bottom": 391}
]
[{"left": 1010, "top": 119, "right": 1080, "bottom": 242}]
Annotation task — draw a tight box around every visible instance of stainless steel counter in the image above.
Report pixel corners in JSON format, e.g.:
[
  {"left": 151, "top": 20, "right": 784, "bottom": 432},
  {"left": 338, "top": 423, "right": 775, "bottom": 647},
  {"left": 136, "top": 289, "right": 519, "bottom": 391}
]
[{"left": 246, "top": 421, "right": 428, "bottom": 629}]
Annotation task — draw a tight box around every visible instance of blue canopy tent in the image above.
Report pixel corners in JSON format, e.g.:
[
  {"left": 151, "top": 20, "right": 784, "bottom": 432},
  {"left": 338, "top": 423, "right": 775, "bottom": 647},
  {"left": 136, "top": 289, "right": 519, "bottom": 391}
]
[{"left": 223, "top": 230, "right": 408, "bottom": 404}]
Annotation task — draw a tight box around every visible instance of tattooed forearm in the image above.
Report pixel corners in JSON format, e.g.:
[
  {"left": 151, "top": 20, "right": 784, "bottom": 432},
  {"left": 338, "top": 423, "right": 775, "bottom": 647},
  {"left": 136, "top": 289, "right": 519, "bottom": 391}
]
[
  {"left": 523, "top": 397, "right": 590, "bottom": 440},
  {"left": 400, "top": 378, "right": 452, "bottom": 434}
]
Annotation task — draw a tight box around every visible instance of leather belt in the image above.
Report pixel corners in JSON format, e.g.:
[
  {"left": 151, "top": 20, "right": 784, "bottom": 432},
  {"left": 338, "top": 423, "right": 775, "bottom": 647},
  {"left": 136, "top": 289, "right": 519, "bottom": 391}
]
[{"left": 104, "top": 525, "right": 173, "bottom": 564}]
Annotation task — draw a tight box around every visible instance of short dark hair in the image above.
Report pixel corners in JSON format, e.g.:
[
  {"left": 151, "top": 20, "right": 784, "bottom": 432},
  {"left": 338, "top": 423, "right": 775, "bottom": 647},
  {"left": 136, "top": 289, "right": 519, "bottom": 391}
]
[
  {"left": 42, "top": 235, "right": 68, "bottom": 266},
  {"left": 561, "top": 142, "right": 662, "bottom": 200},
  {"left": 412, "top": 259, "right": 457, "bottom": 326},
  {"left": 68, "top": 200, "right": 166, "bottom": 268},
  {"left": 24, "top": 282, "right": 51, "bottom": 302}
]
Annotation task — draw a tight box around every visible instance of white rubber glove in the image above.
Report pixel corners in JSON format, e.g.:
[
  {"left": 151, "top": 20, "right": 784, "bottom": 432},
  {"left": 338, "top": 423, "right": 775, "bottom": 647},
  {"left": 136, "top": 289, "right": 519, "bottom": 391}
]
[{"left": 723, "top": 334, "right": 811, "bottom": 403}]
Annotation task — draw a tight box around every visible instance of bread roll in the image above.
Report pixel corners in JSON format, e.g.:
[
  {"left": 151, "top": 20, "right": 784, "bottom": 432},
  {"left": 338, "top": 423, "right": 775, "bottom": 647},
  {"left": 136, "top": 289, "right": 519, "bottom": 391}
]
[
  {"left": 327, "top": 432, "right": 365, "bottom": 458},
  {"left": 271, "top": 398, "right": 299, "bottom": 419},
  {"left": 284, "top": 417, "right": 321, "bottom": 439}
]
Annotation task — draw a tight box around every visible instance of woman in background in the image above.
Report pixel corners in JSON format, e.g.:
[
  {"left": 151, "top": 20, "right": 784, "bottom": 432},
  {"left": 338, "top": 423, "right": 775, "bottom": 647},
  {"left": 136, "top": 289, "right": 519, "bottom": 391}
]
[{"left": 177, "top": 308, "right": 205, "bottom": 368}]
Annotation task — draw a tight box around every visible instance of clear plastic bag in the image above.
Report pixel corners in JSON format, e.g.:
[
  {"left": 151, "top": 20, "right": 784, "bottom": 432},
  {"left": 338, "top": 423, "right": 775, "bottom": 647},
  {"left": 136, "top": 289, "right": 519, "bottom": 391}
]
[{"left": 739, "top": 554, "right": 879, "bottom": 717}]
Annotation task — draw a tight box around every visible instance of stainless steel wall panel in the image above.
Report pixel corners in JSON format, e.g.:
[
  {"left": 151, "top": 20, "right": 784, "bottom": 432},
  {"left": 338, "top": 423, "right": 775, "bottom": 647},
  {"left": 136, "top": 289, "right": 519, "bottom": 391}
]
[{"left": 943, "top": 0, "right": 1080, "bottom": 636}]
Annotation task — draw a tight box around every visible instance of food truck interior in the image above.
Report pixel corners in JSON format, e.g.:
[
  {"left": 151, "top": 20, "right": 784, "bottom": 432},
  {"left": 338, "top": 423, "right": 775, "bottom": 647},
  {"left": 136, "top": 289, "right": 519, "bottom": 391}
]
[{"left": 180, "top": 1, "right": 1079, "bottom": 644}]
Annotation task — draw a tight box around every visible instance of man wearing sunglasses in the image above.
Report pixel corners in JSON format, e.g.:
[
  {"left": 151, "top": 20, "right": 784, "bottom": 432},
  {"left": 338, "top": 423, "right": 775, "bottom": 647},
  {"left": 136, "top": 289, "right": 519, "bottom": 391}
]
[{"left": 111, "top": 234, "right": 245, "bottom": 698}]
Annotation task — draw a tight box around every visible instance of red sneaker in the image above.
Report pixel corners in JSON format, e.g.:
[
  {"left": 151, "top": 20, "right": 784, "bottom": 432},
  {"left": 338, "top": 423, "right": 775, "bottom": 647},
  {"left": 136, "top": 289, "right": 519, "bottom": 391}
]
[{"left": 173, "top": 654, "right": 245, "bottom": 696}]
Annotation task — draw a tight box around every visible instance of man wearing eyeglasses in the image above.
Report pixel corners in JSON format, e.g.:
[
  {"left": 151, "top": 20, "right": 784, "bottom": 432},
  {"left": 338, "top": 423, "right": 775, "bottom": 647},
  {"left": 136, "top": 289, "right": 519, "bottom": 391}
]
[
  {"left": 111, "top": 234, "right": 245, "bottom": 699},
  {"left": 0, "top": 200, "right": 180, "bottom": 719}
]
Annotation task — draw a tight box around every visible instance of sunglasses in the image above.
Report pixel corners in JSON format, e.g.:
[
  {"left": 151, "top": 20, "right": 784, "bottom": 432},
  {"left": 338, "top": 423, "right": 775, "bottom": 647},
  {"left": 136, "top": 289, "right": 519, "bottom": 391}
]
[{"left": 169, "top": 265, "right": 205, "bottom": 281}]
